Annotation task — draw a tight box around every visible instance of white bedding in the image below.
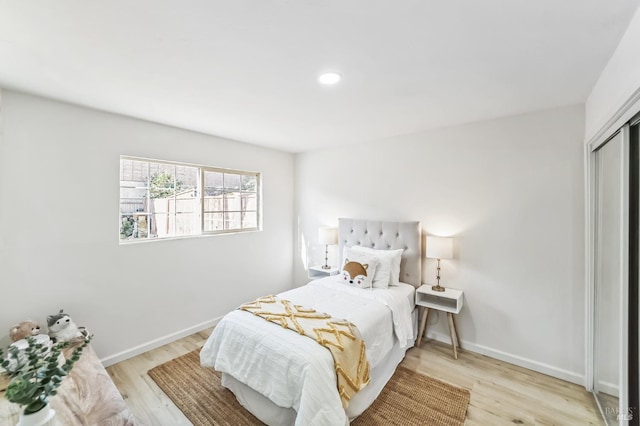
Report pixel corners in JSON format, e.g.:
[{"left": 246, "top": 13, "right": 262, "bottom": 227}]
[{"left": 200, "top": 276, "right": 415, "bottom": 426}]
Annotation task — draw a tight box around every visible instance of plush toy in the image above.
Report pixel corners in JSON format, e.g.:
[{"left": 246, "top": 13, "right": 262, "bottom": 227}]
[
  {"left": 9, "top": 320, "right": 41, "bottom": 342},
  {"left": 6, "top": 321, "right": 51, "bottom": 373},
  {"left": 47, "top": 309, "right": 88, "bottom": 343}
]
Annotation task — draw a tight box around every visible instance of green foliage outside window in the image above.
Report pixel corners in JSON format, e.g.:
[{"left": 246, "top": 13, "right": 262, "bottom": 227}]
[
  {"left": 120, "top": 216, "right": 135, "bottom": 239},
  {"left": 150, "top": 171, "right": 183, "bottom": 199},
  {"left": 241, "top": 175, "right": 257, "bottom": 192}
]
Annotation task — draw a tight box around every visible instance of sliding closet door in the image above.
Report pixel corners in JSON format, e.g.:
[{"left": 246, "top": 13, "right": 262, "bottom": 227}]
[
  {"left": 594, "top": 127, "right": 629, "bottom": 425},
  {"left": 630, "top": 119, "right": 639, "bottom": 426}
]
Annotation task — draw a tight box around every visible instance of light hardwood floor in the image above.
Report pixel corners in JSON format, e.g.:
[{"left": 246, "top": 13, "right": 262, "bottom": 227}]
[{"left": 106, "top": 329, "right": 604, "bottom": 425}]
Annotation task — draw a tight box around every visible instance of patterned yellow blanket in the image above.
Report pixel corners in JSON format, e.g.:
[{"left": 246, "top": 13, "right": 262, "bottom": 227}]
[{"left": 240, "top": 295, "right": 370, "bottom": 408}]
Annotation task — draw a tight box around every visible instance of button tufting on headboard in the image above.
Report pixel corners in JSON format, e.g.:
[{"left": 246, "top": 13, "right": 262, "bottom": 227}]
[{"left": 338, "top": 218, "right": 422, "bottom": 288}]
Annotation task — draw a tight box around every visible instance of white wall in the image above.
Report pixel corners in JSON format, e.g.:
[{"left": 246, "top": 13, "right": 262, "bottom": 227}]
[
  {"left": 0, "top": 90, "right": 294, "bottom": 363},
  {"left": 294, "top": 105, "right": 586, "bottom": 383},
  {"left": 586, "top": 5, "right": 640, "bottom": 142}
]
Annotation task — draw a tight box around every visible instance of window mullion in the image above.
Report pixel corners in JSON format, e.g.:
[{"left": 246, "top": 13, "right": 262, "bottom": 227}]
[
  {"left": 173, "top": 165, "right": 177, "bottom": 236},
  {"left": 199, "top": 167, "right": 204, "bottom": 235},
  {"left": 222, "top": 173, "right": 227, "bottom": 231},
  {"left": 146, "top": 162, "right": 151, "bottom": 239}
]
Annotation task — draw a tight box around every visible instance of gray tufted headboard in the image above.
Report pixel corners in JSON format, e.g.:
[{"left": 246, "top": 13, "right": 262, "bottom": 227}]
[{"left": 338, "top": 219, "right": 422, "bottom": 288}]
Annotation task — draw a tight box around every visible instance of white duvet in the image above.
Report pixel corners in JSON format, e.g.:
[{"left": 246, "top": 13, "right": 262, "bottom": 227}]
[{"left": 200, "top": 276, "right": 414, "bottom": 426}]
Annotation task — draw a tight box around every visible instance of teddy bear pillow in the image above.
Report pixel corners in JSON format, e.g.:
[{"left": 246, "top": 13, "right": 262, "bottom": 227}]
[{"left": 337, "top": 256, "right": 379, "bottom": 290}]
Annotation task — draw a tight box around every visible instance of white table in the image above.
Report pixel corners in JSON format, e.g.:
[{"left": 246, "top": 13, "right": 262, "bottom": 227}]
[
  {"left": 308, "top": 265, "right": 340, "bottom": 279},
  {"left": 415, "top": 285, "right": 464, "bottom": 359},
  {"left": 0, "top": 344, "right": 134, "bottom": 425}
]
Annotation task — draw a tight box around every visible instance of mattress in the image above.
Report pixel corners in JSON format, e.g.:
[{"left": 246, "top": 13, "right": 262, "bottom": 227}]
[{"left": 200, "top": 276, "right": 415, "bottom": 425}]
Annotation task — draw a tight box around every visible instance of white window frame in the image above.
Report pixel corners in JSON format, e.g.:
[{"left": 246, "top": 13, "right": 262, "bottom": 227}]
[{"left": 119, "top": 156, "right": 261, "bottom": 243}]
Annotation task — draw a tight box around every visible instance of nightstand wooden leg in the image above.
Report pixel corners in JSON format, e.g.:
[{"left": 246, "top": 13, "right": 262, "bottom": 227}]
[
  {"left": 416, "top": 307, "right": 429, "bottom": 347},
  {"left": 447, "top": 312, "right": 458, "bottom": 360},
  {"left": 451, "top": 313, "right": 461, "bottom": 348}
]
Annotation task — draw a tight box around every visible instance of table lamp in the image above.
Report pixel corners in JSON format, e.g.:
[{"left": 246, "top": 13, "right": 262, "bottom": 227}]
[
  {"left": 318, "top": 227, "right": 338, "bottom": 269},
  {"left": 426, "top": 236, "right": 453, "bottom": 292}
]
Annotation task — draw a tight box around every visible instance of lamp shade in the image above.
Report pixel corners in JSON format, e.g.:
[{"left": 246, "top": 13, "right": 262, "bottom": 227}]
[
  {"left": 318, "top": 227, "right": 338, "bottom": 245},
  {"left": 426, "top": 236, "right": 453, "bottom": 259}
]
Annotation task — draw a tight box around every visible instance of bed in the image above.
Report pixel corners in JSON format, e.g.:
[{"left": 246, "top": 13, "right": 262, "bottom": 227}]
[{"left": 200, "top": 219, "right": 422, "bottom": 425}]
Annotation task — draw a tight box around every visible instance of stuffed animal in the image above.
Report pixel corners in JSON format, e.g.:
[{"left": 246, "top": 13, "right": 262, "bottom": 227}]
[
  {"left": 6, "top": 321, "right": 51, "bottom": 373},
  {"left": 9, "top": 320, "right": 41, "bottom": 342},
  {"left": 47, "top": 309, "right": 88, "bottom": 343}
]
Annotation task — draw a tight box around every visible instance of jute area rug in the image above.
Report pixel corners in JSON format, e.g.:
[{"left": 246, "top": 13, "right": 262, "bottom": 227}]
[{"left": 148, "top": 349, "right": 470, "bottom": 426}]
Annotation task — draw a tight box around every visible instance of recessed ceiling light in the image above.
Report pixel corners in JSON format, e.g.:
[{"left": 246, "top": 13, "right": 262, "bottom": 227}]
[{"left": 318, "top": 72, "right": 341, "bottom": 85}]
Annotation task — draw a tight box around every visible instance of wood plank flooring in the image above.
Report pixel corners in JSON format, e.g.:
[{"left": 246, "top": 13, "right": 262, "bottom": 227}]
[{"left": 106, "top": 329, "right": 604, "bottom": 425}]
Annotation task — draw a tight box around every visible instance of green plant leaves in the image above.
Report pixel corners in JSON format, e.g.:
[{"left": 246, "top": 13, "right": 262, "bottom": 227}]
[{"left": 1, "top": 335, "right": 93, "bottom": 414}]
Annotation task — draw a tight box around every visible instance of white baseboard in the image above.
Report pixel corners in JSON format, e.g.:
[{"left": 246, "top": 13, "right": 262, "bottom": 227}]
[
  {"left": 99, "top": 316, "right": 587, "bottom": 387},
  {"left": 100, "top": 316, "right": 222, "bottom": 367},
  {"left": 596, "top": 380, "right": 620, "bottom": 398},
  {"left": 425, "top": 330, "right": 585, "bottom": 386}
]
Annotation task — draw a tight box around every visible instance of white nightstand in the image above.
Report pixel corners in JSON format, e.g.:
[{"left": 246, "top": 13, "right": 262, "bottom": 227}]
[
  {"left": 415, "top": 285, "right": 464, "bottom": 359},
  {"left": 308, "top": 265, "right": 340, "bottom": 279}
]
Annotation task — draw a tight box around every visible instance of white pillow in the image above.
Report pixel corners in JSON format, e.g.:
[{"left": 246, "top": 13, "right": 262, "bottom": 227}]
[
  {"left": 350, "top": 246, "right": 404, "bottom": 286},
  {"left": 337, "top": 256, "right": 379, "bottom": 290},
  {"left": 343, "top": 246, "right": 389, "bottom": 288}
]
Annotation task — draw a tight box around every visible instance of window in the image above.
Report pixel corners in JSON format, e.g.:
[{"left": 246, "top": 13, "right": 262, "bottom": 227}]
[{"left": 119, "top": 157, "right": 260, "bottom": 242}]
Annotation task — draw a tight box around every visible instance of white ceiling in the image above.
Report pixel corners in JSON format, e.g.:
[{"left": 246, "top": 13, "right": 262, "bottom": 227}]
[{"left": 0, "top": 1, "right": 638, "bottom": 153}]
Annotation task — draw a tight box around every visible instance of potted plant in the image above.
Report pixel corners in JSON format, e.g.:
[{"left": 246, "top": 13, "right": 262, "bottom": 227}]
[{"left": 0, "top": 335, "right": 91, "bottom": 426}]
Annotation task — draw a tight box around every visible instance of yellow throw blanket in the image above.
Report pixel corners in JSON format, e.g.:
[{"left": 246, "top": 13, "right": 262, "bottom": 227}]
[{"left": 240, "top": 295, "right": 370, "bottom": 408}]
